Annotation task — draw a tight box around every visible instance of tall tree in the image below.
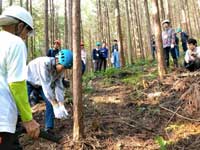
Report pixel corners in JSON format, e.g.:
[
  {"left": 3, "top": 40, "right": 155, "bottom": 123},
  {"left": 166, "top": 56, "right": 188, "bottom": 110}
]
[
  {"left": 115, "top": 0, "right": 125, "bottom": 67},
  {"left": 125, "top": 0, "right": 133, "bottom": 64},
  {"left": 30, "top": 0, "right": 34, "bottom": 59},
  {"left": 72, "top": 0, "right": 84, "bottom": 141},
  {"left": 64, "top": 0, "right": 68, "bottom": 48},
  {"left": 44, "top": 0, "right": 49, "bottom": 54},
  {"left": 159, "top": 0, "right": 165, "bottom": 20},
  {"left": 68, "top": 0, "right": 73, "bottom": 49},
  {"left": 166, "top": 0, "right": 171, "bottom": 21},
  {"left": 0, "top": 0, "right": 2, "bottom": 14},
  {"left": 20, "top": 0, "right": 23, "bottom": 7},
  {"left": 144, "top": 0, "right": 152, "bottom": 58},
  {"left": 9, "top": 0, "right": 13, "bottom": 6},
  {"left": 152, "top": 0, "right": 167, "bottom": 79}
]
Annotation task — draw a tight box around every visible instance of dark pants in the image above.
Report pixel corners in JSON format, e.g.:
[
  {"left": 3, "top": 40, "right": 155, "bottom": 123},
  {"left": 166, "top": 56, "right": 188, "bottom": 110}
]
[
  {"left": 164, "top": 46, "right": 178, "bottom": 67},
  {"left": 27, "top": 82, "right": 54, "bottom": 129},
  {"left": 0, "top": 132, "right": 22, "bottom": 150},
  {"left": 184, "top": 60, "right": 200, "bottom": 72},
  {"left": 81, "top": 60, "right": 86, "bottom": 75},
  {"left": 151, "top": 47, "right": 156, "bottom": 60},
  {"left": 99, "top": 58, "right": 107, "bottom": 71},
  {"left": 182, "top": 42, "right": 187, "bottom": 52}
]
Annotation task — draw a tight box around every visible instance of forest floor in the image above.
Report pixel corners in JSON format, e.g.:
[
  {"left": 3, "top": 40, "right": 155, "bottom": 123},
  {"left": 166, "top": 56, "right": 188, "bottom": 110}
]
[{"left": 20, "top": 61, "right": 200, "bottom": 150}]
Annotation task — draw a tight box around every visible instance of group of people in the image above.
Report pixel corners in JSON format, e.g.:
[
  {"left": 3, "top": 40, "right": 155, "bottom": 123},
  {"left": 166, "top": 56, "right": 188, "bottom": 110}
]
[
  {"left": 0, "top": 6, "right": 73, "bottom": 149},
  {"left": 151, "top": 19, "right": 200, "bottom": 72},
  {"left": 92, "top": 39, "right": 120, "bottom": 72}
]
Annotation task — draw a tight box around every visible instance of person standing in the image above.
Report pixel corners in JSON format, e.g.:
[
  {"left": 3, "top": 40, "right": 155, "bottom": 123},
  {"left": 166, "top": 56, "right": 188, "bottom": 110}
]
[
  {"left": 47, "top": 39, "right": 61, "bottom": 57},
  {"left": 162, "top": 19, "right": 178, "bottom": 68},
  {"left": 176, "top": 27, "right": 189, "bottom": 53},
  {"left": 0, "top": 6, "right": 40, "bottom": 149},
  {"left": 92, "top": 42, "right": 101, "bottom": 72},
  {"left": 111, "top": 39, "right": 120, "bottom": 68},
  {"left": 80, "top": 42, "right": 86, "bottom": 75},
  {"left": 99, "top": 42, "right": 108, "bottom": 71}
]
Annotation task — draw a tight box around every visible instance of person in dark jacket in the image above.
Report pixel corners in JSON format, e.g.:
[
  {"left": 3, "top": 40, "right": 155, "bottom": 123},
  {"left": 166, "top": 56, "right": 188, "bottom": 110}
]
[
  {"left": 99, "top": 42, "right": 108, "bottom": 71},
  {"left": 176, "top": 28, "right": 189, "bottom": 53},
  {"left": 92, "top": 42, "right": 101, "bottom": 72}
]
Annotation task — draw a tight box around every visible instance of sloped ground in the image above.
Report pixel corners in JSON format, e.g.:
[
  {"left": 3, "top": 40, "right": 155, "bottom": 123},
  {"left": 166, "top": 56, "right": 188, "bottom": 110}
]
[{"left": 20, "top": 69, "right": 200, "bottom": 150}]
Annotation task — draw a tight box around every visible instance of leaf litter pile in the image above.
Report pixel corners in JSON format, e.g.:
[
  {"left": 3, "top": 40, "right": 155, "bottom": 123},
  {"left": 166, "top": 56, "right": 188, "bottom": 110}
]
[{"left": 20, "top": 70, "right": 200, "bottom": 150}]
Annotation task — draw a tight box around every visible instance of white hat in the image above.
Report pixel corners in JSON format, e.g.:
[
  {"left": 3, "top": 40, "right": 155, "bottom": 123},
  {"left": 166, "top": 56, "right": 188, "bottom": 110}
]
[
  {"left": 162, "top": 19, "right": 170, "bottom": 25},
  {"left": 0, "top": 6, "right": 33, "bottom": 30}
]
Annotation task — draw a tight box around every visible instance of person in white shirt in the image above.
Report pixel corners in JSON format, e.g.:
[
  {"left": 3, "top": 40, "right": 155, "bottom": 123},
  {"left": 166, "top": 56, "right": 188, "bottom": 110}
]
[
  {"left": 26, "top": 49, "right": 73, "bottom": 133},
  {"left": 80, "top": 42, "right": 86, "bottom": 75},
  {"left": 0, "top": 6, "right": 40, "bottom": 149},
  {"left": 184, "top": 38, "right": 200, "bottom": 71}
]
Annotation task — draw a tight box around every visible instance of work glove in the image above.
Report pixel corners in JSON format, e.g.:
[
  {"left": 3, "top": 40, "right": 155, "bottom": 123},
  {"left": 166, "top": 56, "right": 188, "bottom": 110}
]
[
  {"left": 52, "top": 104, "right": 63, "bottom": 119},
  {"left": 59, "top": 105, "right": 69, "bottom": 119},
  {"left": 171, "top": 44, "right": 175, "bottom": 49}
]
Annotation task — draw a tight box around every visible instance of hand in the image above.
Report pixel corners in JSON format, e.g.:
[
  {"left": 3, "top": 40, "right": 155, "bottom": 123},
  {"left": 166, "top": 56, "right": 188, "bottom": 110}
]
[
  {"left": 23, "top": 119, "right": 40, "bottom": 139},
  {"left": 171, "top": 44, "right": 175, "bottom": 48}
]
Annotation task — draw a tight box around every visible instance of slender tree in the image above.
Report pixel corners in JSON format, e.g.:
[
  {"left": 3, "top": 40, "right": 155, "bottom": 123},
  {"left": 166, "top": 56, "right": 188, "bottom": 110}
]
[
  {"left": 68, "top": 0, "right": 73, "bottom": 49},
  {"left": 20, "top": 0, "right": 23, "bottom": 7},
  {"left": 0, "top": 0, "right": 2, "bottom": 14},
  {"left": 144, "top": 0, "right": 152, "bottom": 58},
  {"left": 125, "top": 0, "right": 133, "bottom": 64},
  {"left": 72, "top": 0, "right": 84, "bottom": 141},
  {"left": 152, "top": 0, "right": 167, "bottom": 79},
  {"left": 44, "top": 0, "right": 49, "bottom": 54},
  {"left": 64, "top": 0, "right": 68, "bottom": 48},
  {"left": 115, "top": 0, "right": 125, "bottom": 67},
  {"left": 9, "top": 0, "right": 13, "bottom": 6}
]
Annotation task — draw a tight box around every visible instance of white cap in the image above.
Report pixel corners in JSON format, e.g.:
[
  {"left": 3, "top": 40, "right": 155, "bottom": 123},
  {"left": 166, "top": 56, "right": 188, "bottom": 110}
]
[
  {"left": 0, "top": 6, "right": 33, "bottom": 30},
  {"left": 162, "top": 19, "right": 170, "bottom": 25}
]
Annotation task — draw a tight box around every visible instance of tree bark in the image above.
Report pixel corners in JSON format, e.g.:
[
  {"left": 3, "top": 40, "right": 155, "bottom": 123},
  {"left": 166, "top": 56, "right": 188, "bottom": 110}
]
[
  {"left": 144, "top": 0, "right": 152, "bottom": 59},
  {"left": 68, "top": 0, "right": 73, "bottom": 49},
  {"left": 152, "top": 0, "right": 167, "bottom": 79},
  {"left": 0, "top": 0, "right": 2, "bottom": 14},
  {"left": 64, "top": 0, "right": 68, "bottom": 48},
  {"left": 125, "top": 0, "right": 133, "bottom": 64},
  {"left": 72, "top": 0, "right": 84, "bottom": 141},
  {"left": 44, "top": 0, "right": 49, "bottom": 54},
  {"left": 115, "top": 0, "right": 125, "bottom": 67},
  {"left": 159, "top": 0, "right": 165, "bottom": 21}
]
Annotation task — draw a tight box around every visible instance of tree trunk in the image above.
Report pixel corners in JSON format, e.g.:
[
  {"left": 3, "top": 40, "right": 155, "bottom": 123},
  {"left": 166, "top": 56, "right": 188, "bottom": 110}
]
[
  {"left": 144, "top": 0, "right": 152, "bottom": 59},
  {"left": 166, "top": 0, "right": 171, "bottom": 21},
  {"left": 68, "top": 0, "right": 73, "bottom": 49},
  {"left": 44, "top": 0, "right": 49, "bottom": 54},
  {"left": 115, "top": 0, "right": 125, "bottom": 67},
  {"left": 181, "top": 1, "right": 189, "bottom": 33},
  {"left": 72, "top": 0, "right": 84, "bottom": 141},
  {"left": 30, "top": 0, "right": 34, "bottom": 59},
  {"left": 185, "top": 0, "right": 192, "bottom": 36},
  {"left": 9, "top": 0, "right": 13, "bottom": 6},
  {"left": 0, "top": 0, "right": 2, "bottom": 14},
  {"left": 159, "top": 0, "right": 165, "bottom": 21},
  {"left": 152, "top": 0, "right": 167, "bottom": 79},
  {"left": 64, "top": 0, "right": 68, "bottom": 48},
  {"left": 20, "top": 0, "right": 23, "bottom": 7},
  {"left": 125, "top": 0, "right": 133, "bottom": 64}
]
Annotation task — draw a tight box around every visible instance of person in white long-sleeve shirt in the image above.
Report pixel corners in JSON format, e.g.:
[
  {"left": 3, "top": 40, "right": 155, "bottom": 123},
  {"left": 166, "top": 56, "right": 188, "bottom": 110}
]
[
  {"left": 26, "top": 49, "right": 73, "bottom": 133},
  {"left": 80, "top": 42, "right": 86, "bottom": 75},
  {"left": 184, "top": 38, "right": 200, "bottom": 71}
]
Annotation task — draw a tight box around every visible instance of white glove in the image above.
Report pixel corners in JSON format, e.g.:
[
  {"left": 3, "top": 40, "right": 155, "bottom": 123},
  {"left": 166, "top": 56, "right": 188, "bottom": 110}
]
[
  {"left": 59, "top": 105, "right": 69, "bottom": 119},
  {"left": 171, "top": 44, "right": 175, "bottom": 48},
  {"left": 53, "top": 104, "right": 63, "bottom": 119},
  {"left": 92, "top": 60, "right": 95, "bottom": 63}
]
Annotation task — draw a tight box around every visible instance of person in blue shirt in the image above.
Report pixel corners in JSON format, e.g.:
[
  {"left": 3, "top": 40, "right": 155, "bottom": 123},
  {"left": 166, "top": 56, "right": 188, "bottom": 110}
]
[
  {"left": 92, "top": 42, "right": 101, "bottom": 72},
  {"left": 47, "top": 39, "right": 61, "bottom": 57},
  {"left": 99, "top": 42, "right": 108, "bottom": 71}
]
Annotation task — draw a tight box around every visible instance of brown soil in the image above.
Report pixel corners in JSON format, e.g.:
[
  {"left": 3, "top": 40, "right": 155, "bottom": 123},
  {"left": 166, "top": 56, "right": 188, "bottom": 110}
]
[{"left": 20, "top": 69, "right": 200, "bottom": 150}]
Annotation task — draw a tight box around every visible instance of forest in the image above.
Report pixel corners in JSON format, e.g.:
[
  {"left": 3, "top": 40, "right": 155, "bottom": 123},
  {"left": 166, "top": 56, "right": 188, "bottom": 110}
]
[{"left": 1, "top": 0, "right": 200, "bottom": 149}]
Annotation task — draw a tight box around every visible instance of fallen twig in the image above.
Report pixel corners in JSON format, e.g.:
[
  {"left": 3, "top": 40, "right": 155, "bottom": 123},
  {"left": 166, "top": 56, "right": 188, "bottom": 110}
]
[
  {"left": 165, "top": 106, "right": 181, "bottom": 127},
  {"left": 159, "top": 106, "right": 200, "bottom": 122}
]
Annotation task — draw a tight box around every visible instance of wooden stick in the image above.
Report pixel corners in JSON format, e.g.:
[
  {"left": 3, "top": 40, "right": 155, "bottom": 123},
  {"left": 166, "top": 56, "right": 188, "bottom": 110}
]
[
  {"left": 165, "top": 106, "right": 181, "bottom": 126},
  {"left": 159, "top": 105, "right": 200, "bottom": 122}
]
